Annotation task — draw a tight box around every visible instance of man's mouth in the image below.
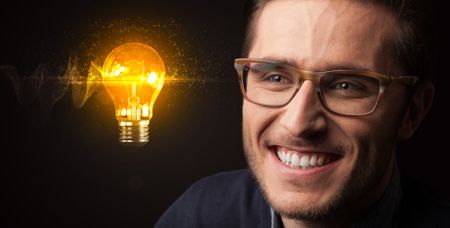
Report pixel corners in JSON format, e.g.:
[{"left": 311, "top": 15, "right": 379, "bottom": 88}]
[{"left": 274, "top": 146, "right": 341, "bottom": 169}]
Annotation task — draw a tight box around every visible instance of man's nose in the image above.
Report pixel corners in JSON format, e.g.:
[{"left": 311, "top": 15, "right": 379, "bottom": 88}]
[{"left": 279, "top": 80, "right": 327, "bottom": 137}]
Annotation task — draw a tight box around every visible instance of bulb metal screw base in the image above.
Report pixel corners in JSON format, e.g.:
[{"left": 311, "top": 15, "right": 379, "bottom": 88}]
[{"left": 119, "top": 123, "right": 149, "bottom": 147}]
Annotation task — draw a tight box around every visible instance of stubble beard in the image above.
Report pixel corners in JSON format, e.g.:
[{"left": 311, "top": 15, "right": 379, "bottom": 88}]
[{"left": 242, "top": 131, "right": 383, "bottom": 224}]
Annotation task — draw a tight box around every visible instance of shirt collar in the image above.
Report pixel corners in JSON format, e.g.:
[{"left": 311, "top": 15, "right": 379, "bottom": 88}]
[{"left": 270, "top": 207, "right": 283, "bottom": 228}]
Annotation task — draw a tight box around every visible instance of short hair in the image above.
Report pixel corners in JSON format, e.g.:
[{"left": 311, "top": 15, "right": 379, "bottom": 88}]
[{"left": 242, "top": 0, "right": 432, "bottom": 80}]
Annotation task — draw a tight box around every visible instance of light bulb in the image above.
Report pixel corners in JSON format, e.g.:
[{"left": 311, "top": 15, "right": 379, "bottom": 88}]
[{"left": 101, "top": 43, "right": 165, "bottom": 146}]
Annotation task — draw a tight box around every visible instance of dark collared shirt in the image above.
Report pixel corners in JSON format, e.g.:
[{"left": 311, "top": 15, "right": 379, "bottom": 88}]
[{"left": 155, "top": 169, "right": 450, "bottom": 227}]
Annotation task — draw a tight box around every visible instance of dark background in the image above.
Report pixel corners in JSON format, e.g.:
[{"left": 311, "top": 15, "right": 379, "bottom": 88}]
[{"left": 0, "top": 1, "right": 447, "bottom": 227}]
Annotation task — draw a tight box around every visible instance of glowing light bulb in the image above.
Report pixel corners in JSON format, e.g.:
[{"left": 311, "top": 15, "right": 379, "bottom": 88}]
[{"left": 101, "top": 43, "right": 165, "bottom": 146}]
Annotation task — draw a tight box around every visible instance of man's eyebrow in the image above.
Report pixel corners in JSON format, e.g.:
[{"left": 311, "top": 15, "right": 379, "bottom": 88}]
[
  {"left": 260, "top": 56, "right": 373, "bottom": 72},
  {"left": 260, "top": 56, "right": 299, "bottom": 67}
]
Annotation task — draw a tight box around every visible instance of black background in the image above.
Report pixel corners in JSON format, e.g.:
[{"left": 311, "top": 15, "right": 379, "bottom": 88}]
[{"left": 1, "top": 1, "right": 448, "bottom": 227}]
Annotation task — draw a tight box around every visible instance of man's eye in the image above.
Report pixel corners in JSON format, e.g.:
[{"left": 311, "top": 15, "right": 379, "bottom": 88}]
[
  {"left": 333, "top": 82, "right": 359, "bottom": 90},
  {"left": 263, "top": 73, "right": 291, "bottom": 83},
  {"left": 269, "top": 75, "right": 283, "bottom": 82},
  {"left": 323, "top": 79, "right": 375, "bottom": 98}
]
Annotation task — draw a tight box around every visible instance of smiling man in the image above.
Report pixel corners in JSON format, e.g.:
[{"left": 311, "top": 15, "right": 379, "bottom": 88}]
[{"left": 156, "top": 0, "right": 448, "bottom": 227}]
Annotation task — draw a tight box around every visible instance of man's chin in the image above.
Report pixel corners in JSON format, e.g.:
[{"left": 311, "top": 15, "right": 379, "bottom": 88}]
[
  {"left": 244, "top": 135, "right": 361, "bottom": 222},
  {"left": 250, "top": 159, "right": 352, "bottom": 223},
  {"left": 265, "top": 189, "right": 345, "bottom": 222}
]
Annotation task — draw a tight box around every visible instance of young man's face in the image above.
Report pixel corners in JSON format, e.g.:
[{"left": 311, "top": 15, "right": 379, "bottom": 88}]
[{"left": 243, "top": 0, "right": 409, "bottom": 221}]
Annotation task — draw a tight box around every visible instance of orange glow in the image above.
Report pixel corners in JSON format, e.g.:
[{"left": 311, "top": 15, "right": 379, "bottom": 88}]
[{"left": 101, "top": 43, "right": 165, "bottom": 145}]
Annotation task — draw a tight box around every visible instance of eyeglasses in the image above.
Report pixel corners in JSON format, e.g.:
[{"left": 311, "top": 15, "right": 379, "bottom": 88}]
[{"left": 234, "top": 58, "right": 419, "bottom": 116}]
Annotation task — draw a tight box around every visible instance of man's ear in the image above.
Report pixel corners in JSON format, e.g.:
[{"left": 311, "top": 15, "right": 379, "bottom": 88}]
[{"left": 398, "top": 81, "right": 435, "bottom": 140}]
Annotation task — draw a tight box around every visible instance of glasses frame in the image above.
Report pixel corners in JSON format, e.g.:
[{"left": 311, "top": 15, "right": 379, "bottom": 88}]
[{"left": 234, "top": 58, "right": 420, "bottom": 116}]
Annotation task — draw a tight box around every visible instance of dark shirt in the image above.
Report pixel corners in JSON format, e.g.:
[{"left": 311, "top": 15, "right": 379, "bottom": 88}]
[{"left": 155, "top": 169, "right": 450, "bottom": 228}]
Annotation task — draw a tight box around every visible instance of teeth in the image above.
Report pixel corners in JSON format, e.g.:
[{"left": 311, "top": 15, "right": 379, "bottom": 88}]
[
  {"left": 300, "top": 155, "right": 310, "bottom": 168},
  {"left": 285, "top": 153, "right": 291, "bottom": 164},
  {"left": 276, "top": 150, "right": 336, "bottom": 169},
  {"left": 291, "top": 154, "right": 300, "bottom": 168},
  {"left": 310, "top": 154, "right": 317, "bottom": 166},
  {"left": 317, "top": 156, "right": 325, "bottom": 166}
]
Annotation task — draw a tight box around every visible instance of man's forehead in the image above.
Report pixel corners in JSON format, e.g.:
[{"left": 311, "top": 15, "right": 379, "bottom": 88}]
[
  {"left": 251, "top": 0, "right": 397, "bottom": 72},
  {"left": 259, "top": 0, "right": 393, "bottom": 23}
]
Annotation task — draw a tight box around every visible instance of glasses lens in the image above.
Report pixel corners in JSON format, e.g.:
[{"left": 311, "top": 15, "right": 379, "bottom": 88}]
[
  {"left": 241, "top": 62, "right": 297, "bottom": 106},
  {"left": 320, "top": 73, "right": 381, "bottom": 115}
]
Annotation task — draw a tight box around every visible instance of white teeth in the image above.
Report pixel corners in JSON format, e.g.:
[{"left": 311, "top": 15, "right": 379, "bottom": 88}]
[
  {"left": 310, "top": 154, "right": 317, "bottom": 167},
  {"left": 317, "top": 156, "right": 325, "bottom": 166},
  {"left": 285, "top": 153, "right": 291, "bottom": 163},
  {"left": 291, "top": 153, "right": 300, "bottom": 167},
  {"left": 276, "top": 150, "right": 335, "bottom": 169},
  {"left": 300, "top": 155, "right": 310, "bottom": 168}
]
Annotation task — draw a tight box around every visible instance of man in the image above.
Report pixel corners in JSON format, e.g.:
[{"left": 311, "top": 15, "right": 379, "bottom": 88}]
[{"left": 156, "top": 0, "right": 448, "bottom": 227}]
